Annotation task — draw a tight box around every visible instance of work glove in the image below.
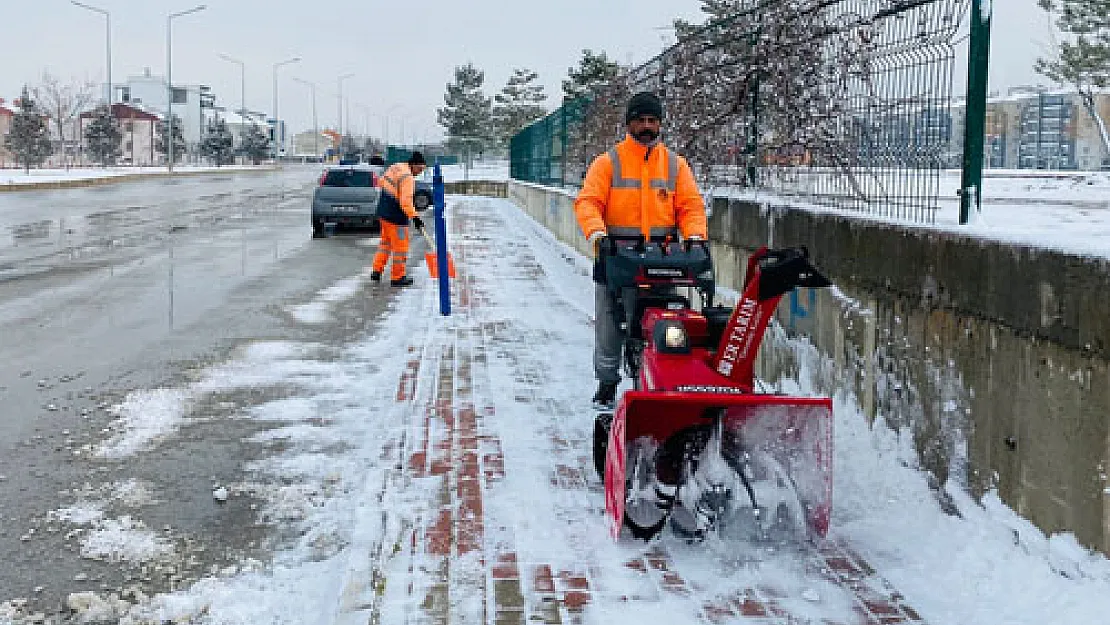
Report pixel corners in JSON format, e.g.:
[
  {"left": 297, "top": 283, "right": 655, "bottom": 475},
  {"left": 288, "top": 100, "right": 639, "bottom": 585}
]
[
  {"left": 587, "top": 230, "right": 607, "bottom": 259},
  {"left": 411, "top": 216, "right": 425, "bottom": 231}
]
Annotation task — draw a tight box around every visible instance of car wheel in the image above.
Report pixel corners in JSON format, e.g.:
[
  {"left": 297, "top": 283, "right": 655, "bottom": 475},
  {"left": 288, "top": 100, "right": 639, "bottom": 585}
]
[{"left": 312, "top": 220, "right": 326, "bottom": 239}]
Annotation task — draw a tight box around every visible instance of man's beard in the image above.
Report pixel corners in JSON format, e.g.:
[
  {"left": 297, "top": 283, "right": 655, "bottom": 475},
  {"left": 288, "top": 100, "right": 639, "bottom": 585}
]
[{"left": 634, "top": 128, "right": 659, "bottom": 143}]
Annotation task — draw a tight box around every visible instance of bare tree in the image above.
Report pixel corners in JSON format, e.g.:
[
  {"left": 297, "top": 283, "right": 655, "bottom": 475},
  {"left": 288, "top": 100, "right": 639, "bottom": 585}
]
[{"left": 35, "top": 72, "right": 97, "bottom": 169}]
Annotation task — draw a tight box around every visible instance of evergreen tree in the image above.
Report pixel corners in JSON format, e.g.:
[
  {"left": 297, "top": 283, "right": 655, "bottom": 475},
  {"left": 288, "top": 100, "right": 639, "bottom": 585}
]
[
  {"left": 83, "top": 105, "right": 122, "bottom": 166},
  {"left": 437, "top": 62, "right": 493, "bottom": 154},
  {"left": 562, "top": 49, "right": 622, "bottom": 102},
  {"left": 1036, "top": 0, "right": 1110, "bottom": 159},
  {"left": 4, "top": 87, "right": 53, "bottom": 173},
  {"left": 240, "top": 123, "right": 271, "bottom": 165},
  {"left": 155, "top": 115, "right": 186, "bottom": 165},
  {"left": 199, "top": 116, "right": 235, "bottom": 166},
  {"left": 492, "top": 68, "right": 547, "bottom": 146}
]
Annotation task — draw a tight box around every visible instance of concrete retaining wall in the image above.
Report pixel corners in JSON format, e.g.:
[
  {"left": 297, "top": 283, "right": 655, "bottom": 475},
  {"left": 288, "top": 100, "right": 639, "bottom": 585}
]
[{"left": 507, "top": 180, "right": 1110, "bottom": 557}]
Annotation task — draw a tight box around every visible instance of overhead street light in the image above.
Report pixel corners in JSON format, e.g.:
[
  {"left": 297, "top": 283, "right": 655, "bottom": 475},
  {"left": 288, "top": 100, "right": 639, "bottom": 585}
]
[
  {"left": 217, "top": 53, "right": 245, "bottom": 162},
  {"left": 384, "top": 103, "right": 406, "bottom": 146},
  {"left": 71, "top": 1, "right": 112, "bottom": 104},
  {"left": 272, "top": 56, "right": 301, "bottom": 159},
  {"left": 291, "top": 77, "right": 319, "bottom": 160},
  {"left": 337, "top": 73, "right": 355, "bottom": 137},
  {"left": 166, "top": 4, "right": 207, "bottom": 173}
]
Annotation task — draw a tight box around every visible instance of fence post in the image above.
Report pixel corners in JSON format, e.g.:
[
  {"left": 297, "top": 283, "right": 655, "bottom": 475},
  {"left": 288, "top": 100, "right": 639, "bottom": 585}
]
[
  {"left": 433, "top": 161, "right": 451, "bottom": 316},
  {"left": 959, "top": 0, "right": 992, "bottom": 224}
]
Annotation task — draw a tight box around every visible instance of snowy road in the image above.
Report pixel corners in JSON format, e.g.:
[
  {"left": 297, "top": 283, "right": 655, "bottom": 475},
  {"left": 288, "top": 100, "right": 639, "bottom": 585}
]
[
  {"left": 0, "top": 166, "right": 412, "bottom": 618},
  {"left": 11, "top": 194, "right": 1106, "bottom": 624}
]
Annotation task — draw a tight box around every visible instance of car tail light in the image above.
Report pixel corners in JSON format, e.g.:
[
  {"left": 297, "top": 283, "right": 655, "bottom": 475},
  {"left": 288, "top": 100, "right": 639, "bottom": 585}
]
[{"left": 318, "top": 171, "right": 327, "bottom": 186}]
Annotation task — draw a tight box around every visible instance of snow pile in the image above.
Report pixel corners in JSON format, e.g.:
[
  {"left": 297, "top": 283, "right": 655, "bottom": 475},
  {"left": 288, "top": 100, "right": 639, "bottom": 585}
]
[
  {"left": 51, "top": 499, "right": 173, "bottom": 565},
  {"left": 96, "top": 341, "right": 339, "bottom": 459},
  {"left": 285, "top": 272, "right": 369, "bottom": 324}
]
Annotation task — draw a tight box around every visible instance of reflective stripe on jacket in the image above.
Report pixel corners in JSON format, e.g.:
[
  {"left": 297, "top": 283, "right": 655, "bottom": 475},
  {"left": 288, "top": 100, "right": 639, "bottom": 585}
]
[
  {"left": 574, "top": 135, "right": 707, "bottom": 242},
  {"left": 376, "top": 163, "right": 417, "bottom": 225}
]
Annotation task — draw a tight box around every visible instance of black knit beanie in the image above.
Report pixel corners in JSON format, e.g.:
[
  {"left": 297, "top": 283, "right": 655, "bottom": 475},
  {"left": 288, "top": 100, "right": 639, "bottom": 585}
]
[
  {"left": 625, "top": 91, "right": 664, "bottom": 123},
  {"left": 408, "top": 151, "right": 426, "bottom": 165}
]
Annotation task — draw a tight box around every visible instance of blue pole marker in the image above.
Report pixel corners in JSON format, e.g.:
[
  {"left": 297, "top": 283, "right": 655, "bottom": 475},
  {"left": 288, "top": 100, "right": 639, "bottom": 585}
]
[{"left": 433, "top": 162, "right": 451, "bottom": 316}]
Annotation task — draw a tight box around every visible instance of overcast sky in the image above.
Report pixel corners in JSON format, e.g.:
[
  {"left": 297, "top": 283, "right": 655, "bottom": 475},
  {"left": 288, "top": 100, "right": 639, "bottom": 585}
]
[{"left": 1, "top": 0, "right": 1061, "bottom": 143}]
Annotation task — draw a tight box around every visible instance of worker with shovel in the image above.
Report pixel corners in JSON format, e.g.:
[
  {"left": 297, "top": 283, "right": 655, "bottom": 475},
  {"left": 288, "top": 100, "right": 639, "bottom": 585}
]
[{"left": 372, "top": 151, "right": 428, "bottom": 287}]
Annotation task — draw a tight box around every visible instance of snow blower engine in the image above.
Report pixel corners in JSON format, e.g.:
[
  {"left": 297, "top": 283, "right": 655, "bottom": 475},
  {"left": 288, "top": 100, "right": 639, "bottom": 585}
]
[{"left": 593, "top": 235, "right": 833, "bottom": 542}]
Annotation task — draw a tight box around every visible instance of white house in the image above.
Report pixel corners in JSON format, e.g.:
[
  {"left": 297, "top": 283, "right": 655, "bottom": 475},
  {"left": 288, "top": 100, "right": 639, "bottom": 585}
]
[{"left": 116, "top": 68, "right": 211, "bottom": 156}]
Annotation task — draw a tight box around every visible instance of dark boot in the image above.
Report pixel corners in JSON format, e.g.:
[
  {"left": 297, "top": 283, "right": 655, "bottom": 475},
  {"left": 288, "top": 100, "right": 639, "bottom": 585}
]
[
  {"left": 390, "top": 275, "right": 414, "bottom": 287},
  {"left": 592, "top": 381, "right": 619, "bottom": 410},
  {"left": 370, "top": 271, "right": 382, "bottom": 282}
]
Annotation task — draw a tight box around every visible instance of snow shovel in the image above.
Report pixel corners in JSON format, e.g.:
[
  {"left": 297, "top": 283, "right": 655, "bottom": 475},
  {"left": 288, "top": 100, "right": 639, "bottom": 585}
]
[{"left": 416, "top": 225, "right": 456, "bottom": 279}]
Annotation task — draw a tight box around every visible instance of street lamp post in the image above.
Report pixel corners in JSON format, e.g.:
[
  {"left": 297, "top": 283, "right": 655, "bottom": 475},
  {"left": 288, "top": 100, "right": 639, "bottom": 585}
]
[
  {"left": 384, "top": 103, "right": 405, "bottom": 147},
  {"left": 272, "top": 57, "right": 301, "bottom": 161},
  {"left": 218, "top": 53, "right": 245, "bottom": 163},
  {"left": 355, "top": 103, "right": 373, "bottom": 140},
  {"left": 292, "top": 77, "right": 318, "bottom": 160},
  {"left": 166, "top": 4, "right": 206, "bottom": 173},
  {"left": 337, "top": 73, "right": 355, "bottom": 138},
  {"left": 72, "top": 1, "right": 111, "bottom": 104}
]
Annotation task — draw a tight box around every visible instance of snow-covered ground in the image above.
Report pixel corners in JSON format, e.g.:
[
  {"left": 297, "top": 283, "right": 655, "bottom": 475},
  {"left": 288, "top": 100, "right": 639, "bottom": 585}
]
[
  {"left": 0, "top": 160, "right": 507, "bottom": 189},
  {"left": 0, "top": 165, "right": 275, "bottom": 187},
  {"left": 8, "top": 195, "right": 1106, "bottom": 625},
  {"left": 717, "top": 169, "right": 1110, "bottom": 260}
]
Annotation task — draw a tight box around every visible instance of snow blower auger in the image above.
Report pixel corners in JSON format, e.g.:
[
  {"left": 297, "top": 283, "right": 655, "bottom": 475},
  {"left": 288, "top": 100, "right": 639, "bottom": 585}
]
[{"left": 591, "top": 236, "right": 833, "bottom": 543}]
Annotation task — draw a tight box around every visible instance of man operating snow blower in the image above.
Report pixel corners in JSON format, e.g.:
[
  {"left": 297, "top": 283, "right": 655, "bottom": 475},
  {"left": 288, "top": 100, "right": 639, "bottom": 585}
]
[
  {"left": 574, "top": 95, "right": 835, "bottom": 544},
  {"left": 574, "top": 91, "right": 708, "bottom": 410}
]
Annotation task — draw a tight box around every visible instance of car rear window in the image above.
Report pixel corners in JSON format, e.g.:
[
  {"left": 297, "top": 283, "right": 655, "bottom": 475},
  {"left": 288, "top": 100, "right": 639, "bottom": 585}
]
[{"left": 323, "top": 169, "right": 374, "bottom": 187}]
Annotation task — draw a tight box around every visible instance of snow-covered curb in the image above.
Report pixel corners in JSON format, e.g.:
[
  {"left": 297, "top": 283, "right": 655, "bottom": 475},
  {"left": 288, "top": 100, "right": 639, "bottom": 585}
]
[{"left": 0, "top": 165, "right": 278, "bottom": 191}]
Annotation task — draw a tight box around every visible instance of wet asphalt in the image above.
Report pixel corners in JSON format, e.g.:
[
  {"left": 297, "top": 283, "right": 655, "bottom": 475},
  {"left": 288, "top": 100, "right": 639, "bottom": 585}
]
[{"left": 0, "top": 166, "right": 403, "bottom": 615}]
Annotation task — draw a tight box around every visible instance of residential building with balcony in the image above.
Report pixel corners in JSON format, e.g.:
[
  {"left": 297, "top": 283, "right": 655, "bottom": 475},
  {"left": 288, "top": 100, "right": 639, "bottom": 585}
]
[
  {"left": 116, "top": 68, "right": 214, "bottom": 156},
  {"left": 978, "top": 87, "right": 1110, "bottom": 170}
]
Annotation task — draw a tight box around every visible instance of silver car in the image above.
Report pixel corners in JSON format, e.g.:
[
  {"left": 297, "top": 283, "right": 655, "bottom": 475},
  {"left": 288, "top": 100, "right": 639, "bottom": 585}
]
[{"left": 311, "top": 164, "right": 384, "bottom": 237}]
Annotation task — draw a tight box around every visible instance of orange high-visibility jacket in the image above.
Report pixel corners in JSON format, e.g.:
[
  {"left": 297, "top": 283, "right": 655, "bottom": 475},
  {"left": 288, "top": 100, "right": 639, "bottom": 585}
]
[
  {"left": 376, "top": 163, "right": 418, "bottom": 225},
  {"left": 574, "top": 135, "right": 707, "bottom": 241}
]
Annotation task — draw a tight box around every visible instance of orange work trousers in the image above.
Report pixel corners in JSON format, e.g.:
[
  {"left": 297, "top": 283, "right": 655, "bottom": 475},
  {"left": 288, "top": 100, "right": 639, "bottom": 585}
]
[{"left": 372, "top": 221, "right": 411, "bottom": 281}]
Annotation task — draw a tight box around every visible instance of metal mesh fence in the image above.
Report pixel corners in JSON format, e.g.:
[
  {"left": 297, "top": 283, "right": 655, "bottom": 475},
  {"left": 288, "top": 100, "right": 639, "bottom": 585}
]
[{"left": 510, "top": 0, "right": 973, "bottom": 224}]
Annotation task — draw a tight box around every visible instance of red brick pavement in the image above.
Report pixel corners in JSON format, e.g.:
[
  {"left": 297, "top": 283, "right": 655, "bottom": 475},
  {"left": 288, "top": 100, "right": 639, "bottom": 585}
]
[{"left": 383, "top": 199, "right": 931, "bottom": 625}]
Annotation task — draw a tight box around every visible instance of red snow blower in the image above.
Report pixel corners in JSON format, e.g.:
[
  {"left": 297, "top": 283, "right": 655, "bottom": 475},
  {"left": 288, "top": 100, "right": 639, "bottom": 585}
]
[{"left": 592, "top": 236, "right": 833, "bottom": 542}]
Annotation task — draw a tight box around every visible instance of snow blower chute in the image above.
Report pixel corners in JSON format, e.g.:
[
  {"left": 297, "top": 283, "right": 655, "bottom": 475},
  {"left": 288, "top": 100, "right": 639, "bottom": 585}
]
[{"left": 592, "top": 237, "right": 833, "bottom": 542}]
